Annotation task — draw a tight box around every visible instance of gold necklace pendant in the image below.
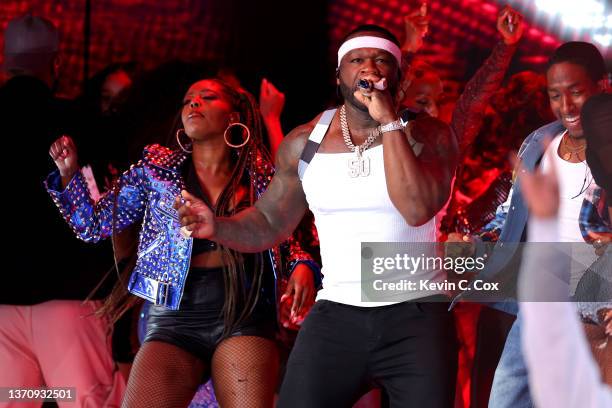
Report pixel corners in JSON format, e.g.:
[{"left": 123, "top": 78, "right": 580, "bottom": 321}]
[{"left": 562, "top": 132, "right": 586, "bottom": 160}]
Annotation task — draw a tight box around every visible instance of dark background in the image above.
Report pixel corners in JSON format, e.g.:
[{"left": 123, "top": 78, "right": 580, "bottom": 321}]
[{"left": 1, "top": 0, "right": 610, "bottom": 129}]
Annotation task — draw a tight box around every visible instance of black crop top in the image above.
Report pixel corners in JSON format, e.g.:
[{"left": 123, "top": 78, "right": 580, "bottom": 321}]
[{"left": 183, "top": 158, "right": 249, "bottom": 257}]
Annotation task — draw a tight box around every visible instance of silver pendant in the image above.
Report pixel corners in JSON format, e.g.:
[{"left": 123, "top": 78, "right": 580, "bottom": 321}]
[{"left": 348, "top": 151, "right": 370, "bottom": 177}]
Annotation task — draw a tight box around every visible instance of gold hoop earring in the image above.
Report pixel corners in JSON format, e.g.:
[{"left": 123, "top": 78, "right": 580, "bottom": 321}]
[
  {"left": 176, "top": 129, "right": 192, "bottom": 153},
  {"left": 223, "top": 122, "right": 250, "bottom": 148}
]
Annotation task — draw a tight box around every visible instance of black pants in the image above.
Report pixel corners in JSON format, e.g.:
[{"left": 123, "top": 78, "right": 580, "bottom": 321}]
[{"left": 277, "top": 297, "right": 458, "bottom": 408}]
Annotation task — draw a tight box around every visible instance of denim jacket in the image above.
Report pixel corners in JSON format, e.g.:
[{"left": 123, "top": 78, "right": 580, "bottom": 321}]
[
  {"left": 451, "top": 121, "right": 565, "bottom": 313},
  {"left": 45, "top": 144, "right": 321, "bottom": 310}
]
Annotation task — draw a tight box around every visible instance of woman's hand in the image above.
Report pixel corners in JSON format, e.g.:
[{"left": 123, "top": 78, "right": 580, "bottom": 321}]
[
  {"left": 497, "top": 6, "right": 524, "bottom": 45},
  {"left": 175, "top": 190, "right": 216, "bottom": 239},
  {"left": 49, "top": 135, "right": 79, "bottom": 187},
  {"left": 259, "top": 78, "right": 286, "bottom": 157},
  {"left": 259, "top": 78, "right": 285, "bottom": 123},
  {"left": 401, "top": 3, "right": 429, "bottom": 54},
  {"left": 279, "top": 263, "right": 316, "bottom": 330}
]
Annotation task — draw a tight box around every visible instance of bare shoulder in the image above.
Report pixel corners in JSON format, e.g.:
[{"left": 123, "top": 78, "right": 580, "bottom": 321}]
[{"left": 275, "top": 112, "right": 324, "bottom": 171}]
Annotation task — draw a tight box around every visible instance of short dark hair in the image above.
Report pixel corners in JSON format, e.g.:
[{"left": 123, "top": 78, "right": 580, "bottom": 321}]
[
  {"left": 546, "top": 41, "right": 606, "bottom": 83},
  {"left": 342, "top": 24, "right": 400, "bottom": 47}
]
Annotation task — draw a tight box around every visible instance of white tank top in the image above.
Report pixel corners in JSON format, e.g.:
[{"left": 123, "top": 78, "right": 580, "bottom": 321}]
[
  {"left": 540, "top": 132, "right": 592, "bottom": 243},
  {"left": 539, "top": 132, "right": 597, "bottom": 292},
  {"left": 301, "top": 144, "right": 446, "bottom": 306}
]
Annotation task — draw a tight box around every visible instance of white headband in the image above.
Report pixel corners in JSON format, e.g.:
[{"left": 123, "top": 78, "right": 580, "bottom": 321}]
[{"left": 337, "top": 36, "right": 402, "bottom": 68}]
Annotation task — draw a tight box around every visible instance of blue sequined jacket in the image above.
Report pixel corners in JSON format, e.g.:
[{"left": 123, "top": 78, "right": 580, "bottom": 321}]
[{"left": 45, "top": 144, "right": 320, "bottom": 310}]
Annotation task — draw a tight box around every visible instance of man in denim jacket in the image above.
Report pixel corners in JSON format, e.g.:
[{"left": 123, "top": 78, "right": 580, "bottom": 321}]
[{"left": 453, "top": 41, "right": 610, "bottom": 408}]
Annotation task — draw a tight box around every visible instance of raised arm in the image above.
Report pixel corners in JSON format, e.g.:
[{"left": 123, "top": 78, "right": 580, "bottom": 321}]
[
  {"left": 259, "top": 78, "right": 286, "bottom": 158},
  {"left": 177, "top": 125, "right": 312, "bottom": 252},
  {"left": 451, "top": 6, "right": 524, "bottom": 153},
  {"left": 46, "top": 135, "right": 147, "bottom": 243},
  {"left": 400, "top": 2, "right": 430, "bottom": 55}
]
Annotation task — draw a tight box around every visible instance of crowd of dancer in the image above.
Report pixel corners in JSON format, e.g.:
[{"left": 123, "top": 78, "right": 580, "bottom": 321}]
[{"left": 0, "top": 4, "right": 610, "bottom": 408}]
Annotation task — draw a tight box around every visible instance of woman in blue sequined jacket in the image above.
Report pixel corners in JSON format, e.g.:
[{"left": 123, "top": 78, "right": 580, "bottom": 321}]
[{"left": 46, "top": 78, "right": 320, "bottom": 407}]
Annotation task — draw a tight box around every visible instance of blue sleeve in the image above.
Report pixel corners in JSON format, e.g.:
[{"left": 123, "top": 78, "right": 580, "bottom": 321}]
[{"left": 45, "top": 162, "right": 148, "bottom": 243}]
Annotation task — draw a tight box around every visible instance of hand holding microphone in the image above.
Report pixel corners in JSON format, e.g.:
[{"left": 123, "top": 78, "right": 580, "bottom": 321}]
[
  {"left": 358, "top": 78, "right": 387, "bottom": 93},
  {"left": 354, "top": 77, "right": 398, "bottom": 125}
]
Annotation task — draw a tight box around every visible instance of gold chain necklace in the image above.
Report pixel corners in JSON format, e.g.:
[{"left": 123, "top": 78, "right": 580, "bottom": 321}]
[{"left": 561, "top": 130, "right": 586, "bottom": 161}]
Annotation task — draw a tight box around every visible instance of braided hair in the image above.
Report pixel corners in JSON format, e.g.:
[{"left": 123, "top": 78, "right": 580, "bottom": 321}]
[
  {"left": 204, "top": 79, "right": 273, "bottom": 336},
  {"left": 100, "top": 79, "right": 274, "bottom": 339}
]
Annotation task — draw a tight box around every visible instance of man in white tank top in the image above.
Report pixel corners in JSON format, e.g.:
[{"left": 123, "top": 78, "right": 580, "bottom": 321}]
[{"left": 177, "top": 25, "right": 460, "bottom": 407}]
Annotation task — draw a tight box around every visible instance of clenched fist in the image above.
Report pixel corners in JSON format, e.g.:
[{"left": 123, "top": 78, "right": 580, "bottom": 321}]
[{"left": 49, "top": 135, "right": 79, "bottom": 187}]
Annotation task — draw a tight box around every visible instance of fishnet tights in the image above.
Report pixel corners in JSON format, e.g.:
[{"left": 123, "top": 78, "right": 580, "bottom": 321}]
[
  {"left": 121, "top": 341, "right": 205, "bottom": 408},
  {"left": 122, "top": 337, "right": 279, "bottom": 408},
  {"left": 212, "top": 336, "right": 279, "bottom": 408}
]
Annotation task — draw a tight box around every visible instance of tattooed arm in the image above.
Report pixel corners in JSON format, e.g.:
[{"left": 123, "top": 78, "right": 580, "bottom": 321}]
[
  {"left": 382, "top": 116, "right": 459, "bottom": 226},
  {"left": 176, "top": 121, "right": 317, "bottom": 252}
]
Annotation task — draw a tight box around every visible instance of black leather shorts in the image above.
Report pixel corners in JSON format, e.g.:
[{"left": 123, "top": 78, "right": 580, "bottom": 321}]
[{"left": 143, "top": 266, "right": 277, "bottom": 362}]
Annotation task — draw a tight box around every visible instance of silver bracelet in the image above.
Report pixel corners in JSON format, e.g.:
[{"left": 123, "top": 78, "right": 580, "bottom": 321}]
[{"left": 378, "top": 119, "right": 405, "bottom": 134}]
